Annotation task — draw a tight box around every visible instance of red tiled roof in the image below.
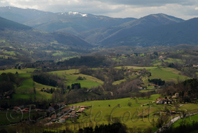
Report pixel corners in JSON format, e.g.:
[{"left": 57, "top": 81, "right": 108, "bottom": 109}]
[{"left": 51, "top": 114, "right": 57, "bottom": 119}]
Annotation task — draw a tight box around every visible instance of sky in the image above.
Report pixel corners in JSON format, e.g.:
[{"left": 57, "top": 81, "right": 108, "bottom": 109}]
[{"left": 0, "top": 0, "right": 198, "bottom": 19}]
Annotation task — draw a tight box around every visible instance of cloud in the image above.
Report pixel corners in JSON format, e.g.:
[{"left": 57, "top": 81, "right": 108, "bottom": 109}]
[
  {"left": 95, "top": 0, "right": 188, "bottom": 6},
  {"left": 0, "top": 0, "right": 198, "bottom": 19}
]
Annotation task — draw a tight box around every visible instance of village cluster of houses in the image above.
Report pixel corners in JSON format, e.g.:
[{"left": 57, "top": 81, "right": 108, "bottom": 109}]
[
  {"left": 193, "top": 65, "right": 198, "bottom": 68},
  {"left": 12, "top": 105, "right": 42, "bottom": 113},
  {"left": 43, "top": 104, "right": 89, "bottom": 125},
  {"left": 155, "top": 93, "right": 179, "bottom": 105},
  {"left": 156, "top": 98, "right": 172, "bottom": 105}
]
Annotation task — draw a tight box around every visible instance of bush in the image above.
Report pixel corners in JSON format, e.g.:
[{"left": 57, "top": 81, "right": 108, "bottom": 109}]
[
  {"left": 128, "top": 102, "right": 132, "bottom": 107},
  {"left": 76, "top": 76, "right": 86, "bottom": 80}
]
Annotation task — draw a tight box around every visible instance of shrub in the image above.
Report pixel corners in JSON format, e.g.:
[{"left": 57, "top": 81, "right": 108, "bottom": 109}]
[{"left": 128, "top": 102, "right": 132, "bottom": 107}]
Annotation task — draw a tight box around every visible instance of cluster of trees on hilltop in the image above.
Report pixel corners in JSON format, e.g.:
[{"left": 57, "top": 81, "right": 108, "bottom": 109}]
[
  {"left": 33, "top": 74, "right": 58, "bottom": 87},
  {"left": 79, "top": 66, "right": 126, "bottom": 82},
  {"left": 32, "top": 73, "right": 65, "bottom": 89},
  {"left": 148, "top": 78, "right": 165, "bottom": 86}
]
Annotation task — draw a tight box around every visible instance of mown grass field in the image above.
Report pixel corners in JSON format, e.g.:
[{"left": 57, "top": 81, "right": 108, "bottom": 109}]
[
  {"left": 49, "top": 69, "right": 103, "bottom": 88},
  {"left": 153, "top": 58, "right": 184, "bottom": 66}
]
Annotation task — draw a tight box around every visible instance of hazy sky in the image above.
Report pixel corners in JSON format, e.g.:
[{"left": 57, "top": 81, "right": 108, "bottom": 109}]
[{"left": 0, "top": 0, "right": 198, "bottom": 19}]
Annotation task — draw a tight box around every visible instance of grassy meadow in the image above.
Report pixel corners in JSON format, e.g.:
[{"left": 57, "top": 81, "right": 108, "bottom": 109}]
[
  {"left": 68, "top": 94, "right": 161, "bottom": 129},
  {"left": 49, "top": 69, "right": 103, "bottom": 88},
  {"left": 0, "top": 68, "right": 36, "bottom": 74},
  {"left": 172, "top": 113, "right": 198, "bottom": 128},
  {"left": 148, "top": 68, "right": 188, "bottom": 82},
  {"left": 153, "top": 58, "right": 184, "bottom": 66},
  {"left": 115, "top": 66, "right": 157, "bottom": 70}
]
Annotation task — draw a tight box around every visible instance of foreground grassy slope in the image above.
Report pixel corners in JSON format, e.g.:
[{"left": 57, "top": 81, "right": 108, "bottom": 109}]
[{"left": 69, "top": 94, "right": 160, "bottom": 128}]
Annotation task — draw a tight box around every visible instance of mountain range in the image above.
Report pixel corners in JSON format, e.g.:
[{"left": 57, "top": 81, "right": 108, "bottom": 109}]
[
  {"left": 0, "top": 6, "right": 198, "bottom": 48},
  {"left": 0, "top": 16, "right": 92, "bottom": 49}
]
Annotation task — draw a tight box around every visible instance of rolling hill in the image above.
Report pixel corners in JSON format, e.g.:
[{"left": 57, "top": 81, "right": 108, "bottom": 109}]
[
  {"left": 99, "top": 13, "right": 184, "bottom": 47},
  {"left": 138, "top": 17, "right": 198, "bottom": 46},
  {"left": 100, "top": 17, "right": 198, "bottom": 48}
]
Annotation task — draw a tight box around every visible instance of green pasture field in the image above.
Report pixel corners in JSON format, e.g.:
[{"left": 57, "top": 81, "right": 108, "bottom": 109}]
[
  {"left": 52, "top": 51, "right": 78, "bottom": 57},
  {"left": 148, "top": 68, "right": 189, "bottom": 83},
  {"left": 153, "top": 58, "right": 184, "bottom": 66},
  {"left": 147, "top": 86, "right": 155, "bottom": 89},
  {"left": 0, "top": 111, "right": 30, "bottom": 126},
  {"left": 180, "top": 104, "right": 198, "bottom": 111},
  {"left": 164, "top": 58, "right": 183, "bottom": 64},
  {"left": 172, "top": 113, "right": 198, "bottom": 128},
  {"left": 0, "top": 39, "right": 5, "bottom": 43},
  {"left": 112, "top": 78, "right": 127, "bottom": 85},
  {"left": 66, "top": 95, "right": 198, "bottom": 130},
  {"left": 139, "top": 89, "right": 155, "bottom": 93},
  {"left": 61, "top": 56, "right": 77, "bottom": 61},
  {"left": 0, "top": 68, "right": 36, "bottom": 74},
  {"left": 15, "top": 79, "right": 34, "bottom": 94},
  {"left": 52, "top": 51, "right": 65, "bottom": 56},
  {"left": 111, "top": 57, "right": 123, "bottom": 62},
  {"left": 182, "top": 54, "right": 191, "bottom": 57},
  {"left": 2, "top": 51, "right": 16, "bottom": 56},
  {"left": 34, "top": 82, "right": 53, "bottom": 100},
  {"left": 115, "top": 66, "right": 157, "bottom": 70},
  {"left": 0, "top": 55, "right": 17, "bottom": 59},
  {"left": 49, "top": 69, "right": 103, "bottom": 88},
  {"left": 112, "top": 75, "right": 138, "bottom": 85},
  {"left": 13, "top": 78, "right": 53, "bottom": 100},
  {"left": 68, "top": 94, "right": 161, "bottom": 129}
]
